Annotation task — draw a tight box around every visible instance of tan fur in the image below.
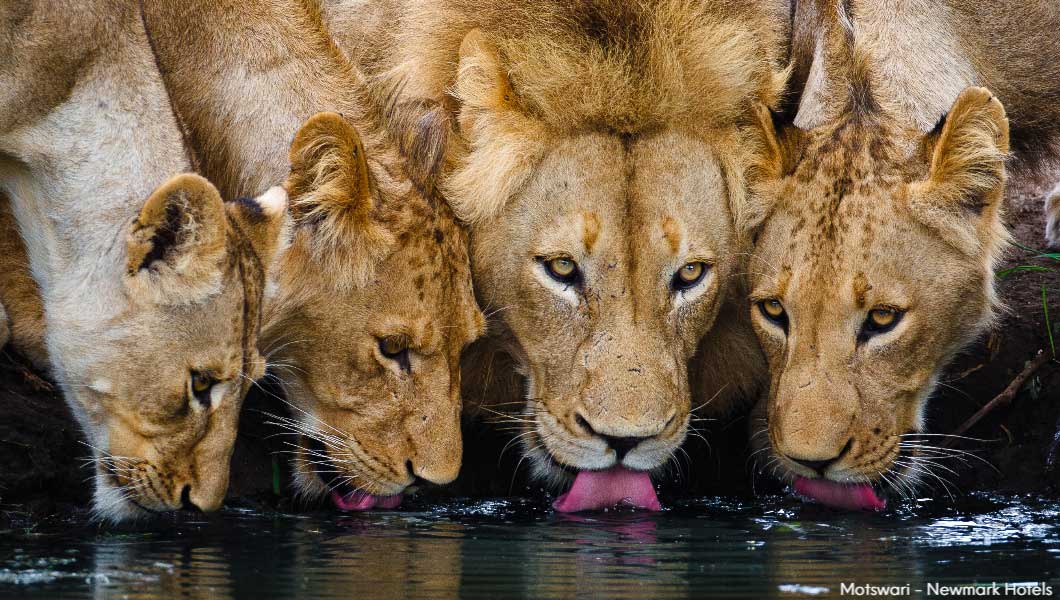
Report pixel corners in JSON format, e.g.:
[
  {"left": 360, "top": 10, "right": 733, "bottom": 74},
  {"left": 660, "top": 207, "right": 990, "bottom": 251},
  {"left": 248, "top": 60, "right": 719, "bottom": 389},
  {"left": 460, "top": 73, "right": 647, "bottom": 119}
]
[
  {"left": 139, "top": 1, "right": 485, "bottom": 502},
  {"left": 745, "top": 0, "right": 1028, "bottom": 495},
  {"left": 0, "top": 192, "right": 47, "bottom": 370},
  {"left": 0, "top": 1, "right": 289, "bottom": 521},
  {"left": 323, "top": 0, "right": 787, "bottom": 485},
  {"left": 266, "top": 113, "right": 484, "bottom": 500},
  {"left": 284, "top": 111, "right": 396, "bottom": 290},
  {"left": 789, "top": 0, "right": 1060, "bottom": 245}
]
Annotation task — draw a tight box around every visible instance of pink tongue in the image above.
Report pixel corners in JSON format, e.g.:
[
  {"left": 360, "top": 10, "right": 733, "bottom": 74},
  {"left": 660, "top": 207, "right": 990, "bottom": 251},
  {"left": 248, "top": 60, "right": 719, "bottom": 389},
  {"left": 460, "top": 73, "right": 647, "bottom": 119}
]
[
  {"left": 552, "top": 466, "right": 662, "bottom": 513},
  {"left": 330, "top": 490, "right": 403, "bottom": 511},
  {"left": 794, "top": 477, "right": 886, "bottom": 512}
]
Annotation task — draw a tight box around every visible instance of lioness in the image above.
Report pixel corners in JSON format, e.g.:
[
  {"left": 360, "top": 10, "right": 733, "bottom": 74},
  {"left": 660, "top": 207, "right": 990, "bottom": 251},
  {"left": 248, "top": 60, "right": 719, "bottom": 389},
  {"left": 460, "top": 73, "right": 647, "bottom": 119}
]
[
  {"left": 745, "top": 0, "right": 1059, "bottom": 509},
  {"left": 322, "top": 0, "right": 788, "bottom": 510},
  {"left": 140, "top": 0, "right": 485, "bottom": 509},
  {"left": 269, "top": 112, "right": 483, "bottom": 508},
  {"left": 0, "top": 2, "right": 290, "bottom": 520}
]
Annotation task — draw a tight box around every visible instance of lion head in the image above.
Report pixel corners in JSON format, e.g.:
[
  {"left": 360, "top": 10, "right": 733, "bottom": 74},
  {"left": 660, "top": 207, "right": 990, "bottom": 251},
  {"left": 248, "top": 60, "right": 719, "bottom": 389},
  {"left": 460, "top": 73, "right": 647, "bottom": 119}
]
[
  {"left": 744, "top": 86, "right": 1010, "bottom": 506},
  {"left": 54, "top": 174, "right": 289, "bottom": 521},
  {"left": 261, "top": 113, "right": 484, "bottom": 509},
  {"left": 426, "top": 1, "right": 788, "bottom": 500}
]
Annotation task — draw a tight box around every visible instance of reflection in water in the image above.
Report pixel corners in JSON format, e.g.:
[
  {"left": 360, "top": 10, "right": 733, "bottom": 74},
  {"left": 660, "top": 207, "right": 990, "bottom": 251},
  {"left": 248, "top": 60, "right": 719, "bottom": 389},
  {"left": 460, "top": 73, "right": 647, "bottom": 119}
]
[
  {"left": 0, "top": 494, "right": 1058, "bottom": 599},
  {"left": 92, "top": 538, "right": 234, "bottom": 600}
]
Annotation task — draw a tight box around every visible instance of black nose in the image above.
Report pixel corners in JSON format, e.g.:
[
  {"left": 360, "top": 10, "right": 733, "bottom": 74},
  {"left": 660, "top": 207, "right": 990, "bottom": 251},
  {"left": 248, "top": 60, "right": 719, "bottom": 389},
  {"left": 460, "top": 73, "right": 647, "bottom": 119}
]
[
  {"left": 601, "top": 435, "right": 646, "bottom": 460},
  {"left": 787, "top": 439, "right": 853, "bottom": 475},
  {"left": 180, "top": 485, "right": 202, "bottom": 513},
  {"left": 576, "top": 414, "right": 651, "bottom": 461}
]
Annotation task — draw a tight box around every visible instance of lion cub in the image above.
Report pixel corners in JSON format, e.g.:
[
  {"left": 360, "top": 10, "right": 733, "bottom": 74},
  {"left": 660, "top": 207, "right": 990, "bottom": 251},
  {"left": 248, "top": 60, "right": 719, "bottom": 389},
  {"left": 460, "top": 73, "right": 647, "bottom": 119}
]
[
  {"left": 261, "top": 112, "right": 484, "bottom": 510},
  {"left": 743, "top": 0, "right": 1059, "bottom": 509}
]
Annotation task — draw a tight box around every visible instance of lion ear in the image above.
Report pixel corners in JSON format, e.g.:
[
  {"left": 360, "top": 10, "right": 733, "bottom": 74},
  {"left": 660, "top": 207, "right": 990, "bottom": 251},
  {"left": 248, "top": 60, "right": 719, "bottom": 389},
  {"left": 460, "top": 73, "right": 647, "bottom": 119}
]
[
  {"left": 125, "top": 174, "right": 229, "bottom": 305},
  {"left": 371, "top": 76, "right": 455, "bottom": 194},
  {"left": 738, "top": 103, "right": 807, "bottom": 237},
  {"left": 908, "top": 87, "right": 1010, "bottom": 256},
  {"left": 284, "top": 111, "right": 394, "bottom": 289},
  {"left": 224, "top": 186, "right": 290, "bottom": 272},
  {"left": 447, "top": 28, "right": 548, "bottom": 224},
  {"left": 455, "top": 29, "right": 518, "bottom": 121}
]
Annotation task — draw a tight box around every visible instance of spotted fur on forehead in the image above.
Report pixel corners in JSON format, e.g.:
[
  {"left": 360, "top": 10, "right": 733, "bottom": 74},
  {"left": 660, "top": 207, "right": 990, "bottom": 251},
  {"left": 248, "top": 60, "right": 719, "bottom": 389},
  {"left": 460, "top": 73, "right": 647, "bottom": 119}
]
[
  {"left": 299, "top": 86, "right": 473, "bottom": 296},
  {"left": 776, "top": 117, "right": 919, "bottom": 269}
]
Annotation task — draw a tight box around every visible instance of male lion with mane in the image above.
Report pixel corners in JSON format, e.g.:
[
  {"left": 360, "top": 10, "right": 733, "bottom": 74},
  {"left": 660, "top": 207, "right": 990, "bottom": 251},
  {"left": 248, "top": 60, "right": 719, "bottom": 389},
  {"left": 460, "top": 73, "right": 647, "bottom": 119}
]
[
  {"left": 745, "top": 0, "right": 1060, "bottom": 511},
  {"left": 323, "top": 0, "right": 789, "bottom": 510}
]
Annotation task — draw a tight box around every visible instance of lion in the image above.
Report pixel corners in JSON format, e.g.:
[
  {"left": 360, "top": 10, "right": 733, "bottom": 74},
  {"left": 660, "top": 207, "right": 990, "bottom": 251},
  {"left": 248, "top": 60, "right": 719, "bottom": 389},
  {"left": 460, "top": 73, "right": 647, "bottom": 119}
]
[
  {"left": 139, "top": 0, "right": 485, "bottom": 509},
  {"left": 0, "top": 1, "right": 290, "bottom": 521},
  {"left": 321, "top": 0, "right": 789, "bottom": 510},
  {"left": 742, "top": 0, "right": 1059, "bottom": 509},
  {"left": 268, "top": 112, "right": 483, "bottom": 508}
]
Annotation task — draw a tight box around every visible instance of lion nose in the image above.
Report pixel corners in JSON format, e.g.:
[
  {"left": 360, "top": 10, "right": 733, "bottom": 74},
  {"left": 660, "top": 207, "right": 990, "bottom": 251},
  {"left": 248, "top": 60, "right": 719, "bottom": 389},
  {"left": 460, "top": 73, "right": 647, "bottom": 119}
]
[
  {"left": 576, "top": 414, "right": 652, "bottom": 460},
  {"left": 786, "top": 438, "right": 853, "bottom": 475},
  {"left": 408, "top": 457, "right": 459, "bottom": 486},
  {"left": 601, "top": 435, "right": 646, "bottom": 460}
]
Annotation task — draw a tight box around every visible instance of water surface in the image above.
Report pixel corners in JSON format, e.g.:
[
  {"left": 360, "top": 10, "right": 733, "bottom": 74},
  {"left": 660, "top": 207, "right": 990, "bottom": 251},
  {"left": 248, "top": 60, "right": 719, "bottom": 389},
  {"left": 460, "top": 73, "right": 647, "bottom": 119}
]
[{"left": 0, "top": 494, "right": 1057, "bottom": 598}]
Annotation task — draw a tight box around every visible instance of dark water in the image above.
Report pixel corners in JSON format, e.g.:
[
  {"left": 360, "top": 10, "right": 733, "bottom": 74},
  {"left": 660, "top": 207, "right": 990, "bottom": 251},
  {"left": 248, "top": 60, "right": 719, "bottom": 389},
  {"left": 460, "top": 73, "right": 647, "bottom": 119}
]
[{"left": 0, "top": 494, "right": 1058, "bottom": 599}]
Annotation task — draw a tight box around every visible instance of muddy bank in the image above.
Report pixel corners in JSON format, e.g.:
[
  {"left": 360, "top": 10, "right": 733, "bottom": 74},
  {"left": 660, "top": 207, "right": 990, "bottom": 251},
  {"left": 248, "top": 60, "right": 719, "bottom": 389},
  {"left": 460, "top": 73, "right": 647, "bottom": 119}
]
[{"left": 0, "top": 186, "right": 1056, "bottom": 518}]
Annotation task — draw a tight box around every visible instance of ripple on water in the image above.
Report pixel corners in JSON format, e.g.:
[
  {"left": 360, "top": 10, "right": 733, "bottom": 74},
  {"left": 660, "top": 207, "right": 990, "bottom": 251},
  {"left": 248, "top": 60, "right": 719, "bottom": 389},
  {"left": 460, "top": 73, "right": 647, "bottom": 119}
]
[{"left": 0, "top": 494, "right": 1057, "bottom": 599}]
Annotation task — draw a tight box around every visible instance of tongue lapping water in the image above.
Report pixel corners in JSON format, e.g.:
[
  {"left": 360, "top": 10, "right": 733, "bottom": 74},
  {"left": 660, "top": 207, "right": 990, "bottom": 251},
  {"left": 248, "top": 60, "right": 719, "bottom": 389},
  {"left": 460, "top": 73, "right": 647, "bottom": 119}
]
[
  {"left": 552, "top": 466, "right": 662, "bottom": 513},
  {"left": 794, "top": 477, "right": 886, "bottom": 511},
  {"left": 331, "top": 490, "right": 403, "bottom": 511}
]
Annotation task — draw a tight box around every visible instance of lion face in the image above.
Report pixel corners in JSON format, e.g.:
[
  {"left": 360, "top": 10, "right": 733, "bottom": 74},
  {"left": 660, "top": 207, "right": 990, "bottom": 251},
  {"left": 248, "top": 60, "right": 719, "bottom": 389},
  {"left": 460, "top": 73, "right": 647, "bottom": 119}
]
[
  {"left": 469, "top": 129, "right": 740, "bottom": 483},
  {"left": 263, "top": 113, "right": 483, "bottom": 506},
  {"left": 56, "top": 174, "right": 288, "bottom": 521},
  {"left": 436, "top": 25, "right": 769, "bottom": 490},
  {"left": 746, "top": 89, "right": 1010, "bottom": 499}
]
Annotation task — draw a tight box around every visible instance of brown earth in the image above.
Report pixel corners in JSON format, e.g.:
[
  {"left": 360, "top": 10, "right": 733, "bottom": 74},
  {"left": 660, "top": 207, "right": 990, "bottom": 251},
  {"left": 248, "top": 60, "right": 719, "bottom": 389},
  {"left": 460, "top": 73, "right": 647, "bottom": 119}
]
[{"left": 0, "top": 183, "right": 1056, "bottom": 518}]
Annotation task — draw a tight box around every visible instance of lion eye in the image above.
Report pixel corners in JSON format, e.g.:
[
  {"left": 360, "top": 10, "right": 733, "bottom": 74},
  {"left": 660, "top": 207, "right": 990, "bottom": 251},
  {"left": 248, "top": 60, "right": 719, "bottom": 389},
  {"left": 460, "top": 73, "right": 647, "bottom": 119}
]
[
  {"left": 379, "top": 336, "right": 412, "bottom": 372},
  {"left": 671, "top": 262, "right": 708, "bottom": 291},
  {"left": 862, "top": 307, "right": 903, "bottom": 338},
  {"left": 758, "top": 299, "right": 789, "bottom": 332},
  {"left": 543, "top": 256, "right": 580, "bottom": 285},
  {"left": 189, "top": 371, "right": 216, "bottom": 407}
]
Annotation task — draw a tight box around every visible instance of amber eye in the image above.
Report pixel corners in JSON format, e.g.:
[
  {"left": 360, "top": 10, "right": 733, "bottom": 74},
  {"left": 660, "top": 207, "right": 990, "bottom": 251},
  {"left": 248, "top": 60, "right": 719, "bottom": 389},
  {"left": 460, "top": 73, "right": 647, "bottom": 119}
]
[
  {"left": 672, "top": 262, "right": 708, "bottom": 291},
  {"left": 379, "top": 336, "right": 412, "bottom": 372},
  {"left": 189, "top": 371, "right": 215, "bottom": 407},
  {"left": 862, "top": 307, "right": 903, "bottom": 338},
  {"left": 543, "top": 257, "right": 581, "bottom": 285},
  {"left": 758, "top": 299, "right": 788, "bottom": 331}
]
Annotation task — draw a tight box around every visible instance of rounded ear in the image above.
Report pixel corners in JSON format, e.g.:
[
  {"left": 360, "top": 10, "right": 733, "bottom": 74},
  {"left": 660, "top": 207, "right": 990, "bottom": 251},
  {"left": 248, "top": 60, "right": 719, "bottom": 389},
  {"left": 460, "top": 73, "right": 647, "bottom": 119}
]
[
  {"left": 374, "top": 85, "right": 454, "bottom": 193},
  {"left": 749, "top": 102, "right": 807, "bottom": 181},
  {"left": 284, "top": 112, "right": 394, "bottom": 290},
  {"left": 445, "top": 29, "right": 549, "bottom": 224},
  {"left": 224, "top": 185, "right": 291, "bottom": 270},
  {"left": 455, "top": 29, "right": 518, "bottom": 121},
  {"left": 738, "top": 103, "right": 807, "bottom": 238},
  {"left": 125, "top": 173, "right": 227, "bottom": 305},
  {"left": 908, "top": 87, "right": 1010, "bottom": 256}
]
